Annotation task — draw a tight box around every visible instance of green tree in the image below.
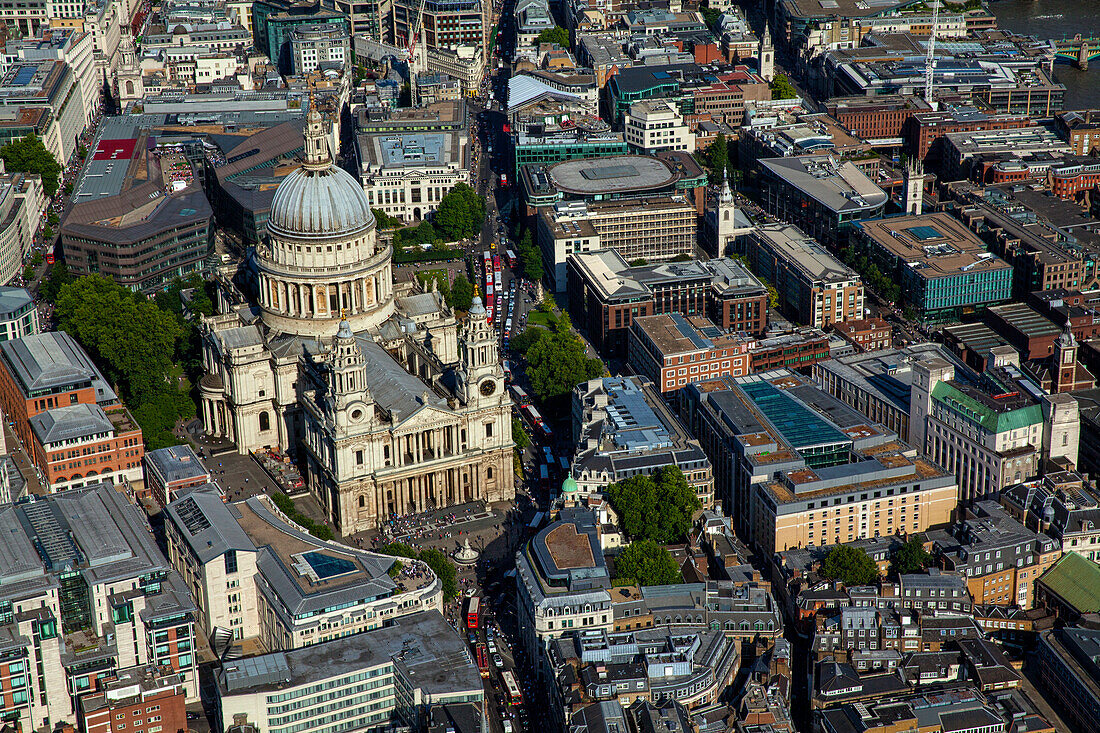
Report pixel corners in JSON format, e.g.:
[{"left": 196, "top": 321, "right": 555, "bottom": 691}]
[
  {"left": 699, "top": 3, "right": 722, "bottom": 29},
  {"left": 891, "top": 537, "right": 933, "bottom": 576},
  {"left": 514, "top": 315, "right": 603, "bottom": 403},
  {"left": 766, "top": 283, "right": 779, "bottom": 309},
  {"left": 607, "top": 465, "right": 701, "bottom": 544},
  {"left": 614, "top": 540, "right": 682, "bottom": 586},
  {"left": 706, "top": 133, "right": 728, "bottom": 183},
  {"left": 512, "top": 417, "right": 530, "bottom": 449},
  {"left": 519, "top": 235, "right": 543, "bottom": 281},
  {"left": 0, "top": 135, "right": 62, "bottom": 195},
  {"left": 47, "top": 211, "right": 59, "bottom": 227},
  {"left": 55, "top": 275, "right": 196, "bottom": 447},
  {"left": 31, "top": 252, "right": 43, "bottom": 266},
  {"left": 371, "top": 208, "right": 403, "bottom": 229},
  {"left": 448, "top": 273, "right": 474, "bottom": 311},
  {"left": 40, "top": 262, "right": 72, "bottom": 302},
  {"left": 821, "top": 545, "right": 879, "bottom": 586},
  {"left": 628, "top": 258, "right": 648, "bottom": 267},
  {"left": 433, "top": 183, "right": 484, "bottom": 241},
  {"left": 419, "top": 548, "right": 459, "bottom": 601},
  {"left": 376, "top": 542, "right": 420, "bottom": 560},
  {"left": 770, "top": 73, "right": 798, "bottom": 100},
  {"left": 535, "top": 25, "right": 570, "bottom": 48},
  {"left": 671, "top": 253, "right": 693, "bottom": 262},
  {"left": 22, "top": 265, "right": 34, "bottom": 282}
]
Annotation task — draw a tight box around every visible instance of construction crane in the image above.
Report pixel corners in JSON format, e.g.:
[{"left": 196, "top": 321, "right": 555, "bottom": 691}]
[
  {"left": 406, "top": 0, "right": 429, "bottom": 106},
  {"left": 924, "top": 0, "right": 939, "bottom": 109}
]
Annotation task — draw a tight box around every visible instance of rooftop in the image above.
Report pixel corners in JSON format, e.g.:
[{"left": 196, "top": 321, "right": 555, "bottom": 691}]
[
  {"left": 0, "top": 331, "right": 117, "bottom": 403},
  {"left": 165, "top": 489, "right": 416, "bottom": 617},
  {"left": 0, "top": 286, "right": 33, "bottom": 316},
  {"left": 529, "top": 509, "right": 609, "bottom": 592},
  {"left": 548, "top": 155, "right": 677, "bottom": 197},
  {"left": 750, "top": 223, "right": 862, "bottom": 285},
  {"left": 759, "top": 155, "right": 887, "bottom": 214},
  {"left": 1036, "top": 551, "right": 1100, "bottom": 614},
  {"left": 144, "top": 444, "right": 209, "bottom": 485},
  {"left": 631, "top": 314, "right": 751, "bottom": 357},
  {"left": 856, "top": 213, "right": 1011, "bottom": 280},
  {"left": 29, "top": 403, "right": 116, "bottom": 444},
  {"left": 0, "top": 483, "right": 180, "bottom": 603},
  {"left": 218, "top": 610, "right": 481, "bottom": 696},
  {"left": 569, "top": 249, "right": 766, "bottom": 303}
]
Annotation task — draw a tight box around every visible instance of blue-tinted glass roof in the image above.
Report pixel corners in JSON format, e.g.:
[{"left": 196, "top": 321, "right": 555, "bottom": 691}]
[
  {"left": 906, "top": 226, "right": 943, "bottom": 241},
  {"left": 740, "top": 380, "right": 848, "bottom": 450},
  {"left": 302, "top": 551, "right": 357, "bottom": 579}
]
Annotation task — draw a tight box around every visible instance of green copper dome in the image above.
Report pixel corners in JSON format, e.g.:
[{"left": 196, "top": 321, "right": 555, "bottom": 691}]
[{"left": 562, "top": 476, "right": 578, "bottom": 493}]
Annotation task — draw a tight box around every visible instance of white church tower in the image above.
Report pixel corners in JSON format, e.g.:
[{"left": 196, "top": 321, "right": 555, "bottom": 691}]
[
  {"left": 759, "top": 22, "right": 775, "bottom": 82},
  {"left": 903, "top": 157, "right": 925, "bottom": 215}
]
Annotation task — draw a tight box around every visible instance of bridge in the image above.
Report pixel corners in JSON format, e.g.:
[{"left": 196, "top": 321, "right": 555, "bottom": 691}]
[{"left": 1051, "top": 36, "right": 1100, "bottom": 70}]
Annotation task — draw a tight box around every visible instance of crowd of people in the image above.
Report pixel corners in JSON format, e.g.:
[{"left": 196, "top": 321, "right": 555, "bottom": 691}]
[{"left": 373, "top": 502, "right": 493, "bottom": 544}]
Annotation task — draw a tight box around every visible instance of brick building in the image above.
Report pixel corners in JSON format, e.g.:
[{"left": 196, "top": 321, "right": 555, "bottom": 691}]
[
  {"left": 743, "top": 224, "right": 865, "bottom": 330},
  {"left": 0, "top": 331, "right": 144, "bottom": 492},
  {"left": 831, "top": 318, "right": 891, "bottom": 352},
  {"left": 904, "top": 108, "right": 1032, "bottom": 162},
  {"left": 825, "top": 94, "right": 932, "bottom": 145},
  {"left": 930, "top": 501, "right": 1061, "bottom": 610},
  {"left": 748, "top": 328, "right": 831, "bottom": 372},
  {"left": 80, "top": 666, "right": 188, "bottom": 733},
  {"left": 628, "top": 314, "right": 752, "bottom": 393},
  {"left": 567, "top": 250, "right": 768, "bottom": 357}
]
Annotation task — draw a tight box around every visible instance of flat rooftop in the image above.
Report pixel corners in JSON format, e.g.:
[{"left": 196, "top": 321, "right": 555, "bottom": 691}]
[
  {"left": 751, "top": 223, "right": 861, "bottom": 285},
  {"left": 856, "top": 213, "right": 1011, "bottom": 280},
  {"left": 760, "top": 155, "right": 887, "bottom": 214},
  {"left": 145, "top": 444, "right": 209, "bottom": 484},
  {"left": 219, "top": 610, "right": 480, "bottom": 696},
  {"left": 779, "top": 0, "right": 910, "bottom": 19},
  {"left": 548, "top": 155, "right": 677, "bottom": 196},
  {"left": 632, "top": 313, "right": 750, "bottom": 356}
]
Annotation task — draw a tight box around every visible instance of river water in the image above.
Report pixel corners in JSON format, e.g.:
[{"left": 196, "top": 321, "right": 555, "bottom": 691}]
[{"left": 992, "top": 0, "right": 1100, "bottom": 110}]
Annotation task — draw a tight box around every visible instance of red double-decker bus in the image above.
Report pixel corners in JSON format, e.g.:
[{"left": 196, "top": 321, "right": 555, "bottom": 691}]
[
  {"left": 466, "top": 596, "right": 481, "bottom": 629},
  {"left": 476, "top": 643, "right": 490, "bottom": 677}
]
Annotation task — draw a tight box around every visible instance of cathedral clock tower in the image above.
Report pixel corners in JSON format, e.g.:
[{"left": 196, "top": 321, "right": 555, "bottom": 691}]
[{"left": 460, "top": 296, "right": 504, "bottom": 406}]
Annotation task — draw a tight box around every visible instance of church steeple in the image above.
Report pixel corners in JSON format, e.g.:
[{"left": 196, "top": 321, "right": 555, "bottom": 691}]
[
  {"left": 303, "top": 95, "right": 330, "bottom": 170},
  {"left": 719, "top": 168, "right": 733, "bottom": 205},
  {"left": 1054, "top": 324, "right": 1079, "bottom": 393}
]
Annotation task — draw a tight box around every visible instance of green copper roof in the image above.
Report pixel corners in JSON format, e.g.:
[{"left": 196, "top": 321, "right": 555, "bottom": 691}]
[
  {"left": 930, "top": 381, "right": 1043, "bottom": 434},
  {"left": 562, "top": 476, "right": 578, "bottom": 493},
  {"left": 1037, "top": 552, "right": 1100, "bottom": 613}
]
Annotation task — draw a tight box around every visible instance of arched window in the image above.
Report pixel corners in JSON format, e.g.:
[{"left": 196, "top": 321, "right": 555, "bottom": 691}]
[
  {"left": 259, "top": 412, "right": 271, "bottom": 432},
  {"left": 487, "top": 467, "right": 494, "bottom": 479},
  {"left": 358, "top": 496, "right": 365, "bottom": 508},
  {"left": 125, "top": 80, "right": 134, "bottom": 96},
  {"left": 724, "top": 210, "right": 730, "bottom": 221}
]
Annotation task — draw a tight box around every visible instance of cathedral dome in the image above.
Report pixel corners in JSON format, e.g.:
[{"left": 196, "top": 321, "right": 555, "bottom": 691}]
[
  {"left": 267, "top": 105, "right": 374, "bottom": 239},
  {"left": 268, "top": 163, "right": 373, "bottom": 238}
]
